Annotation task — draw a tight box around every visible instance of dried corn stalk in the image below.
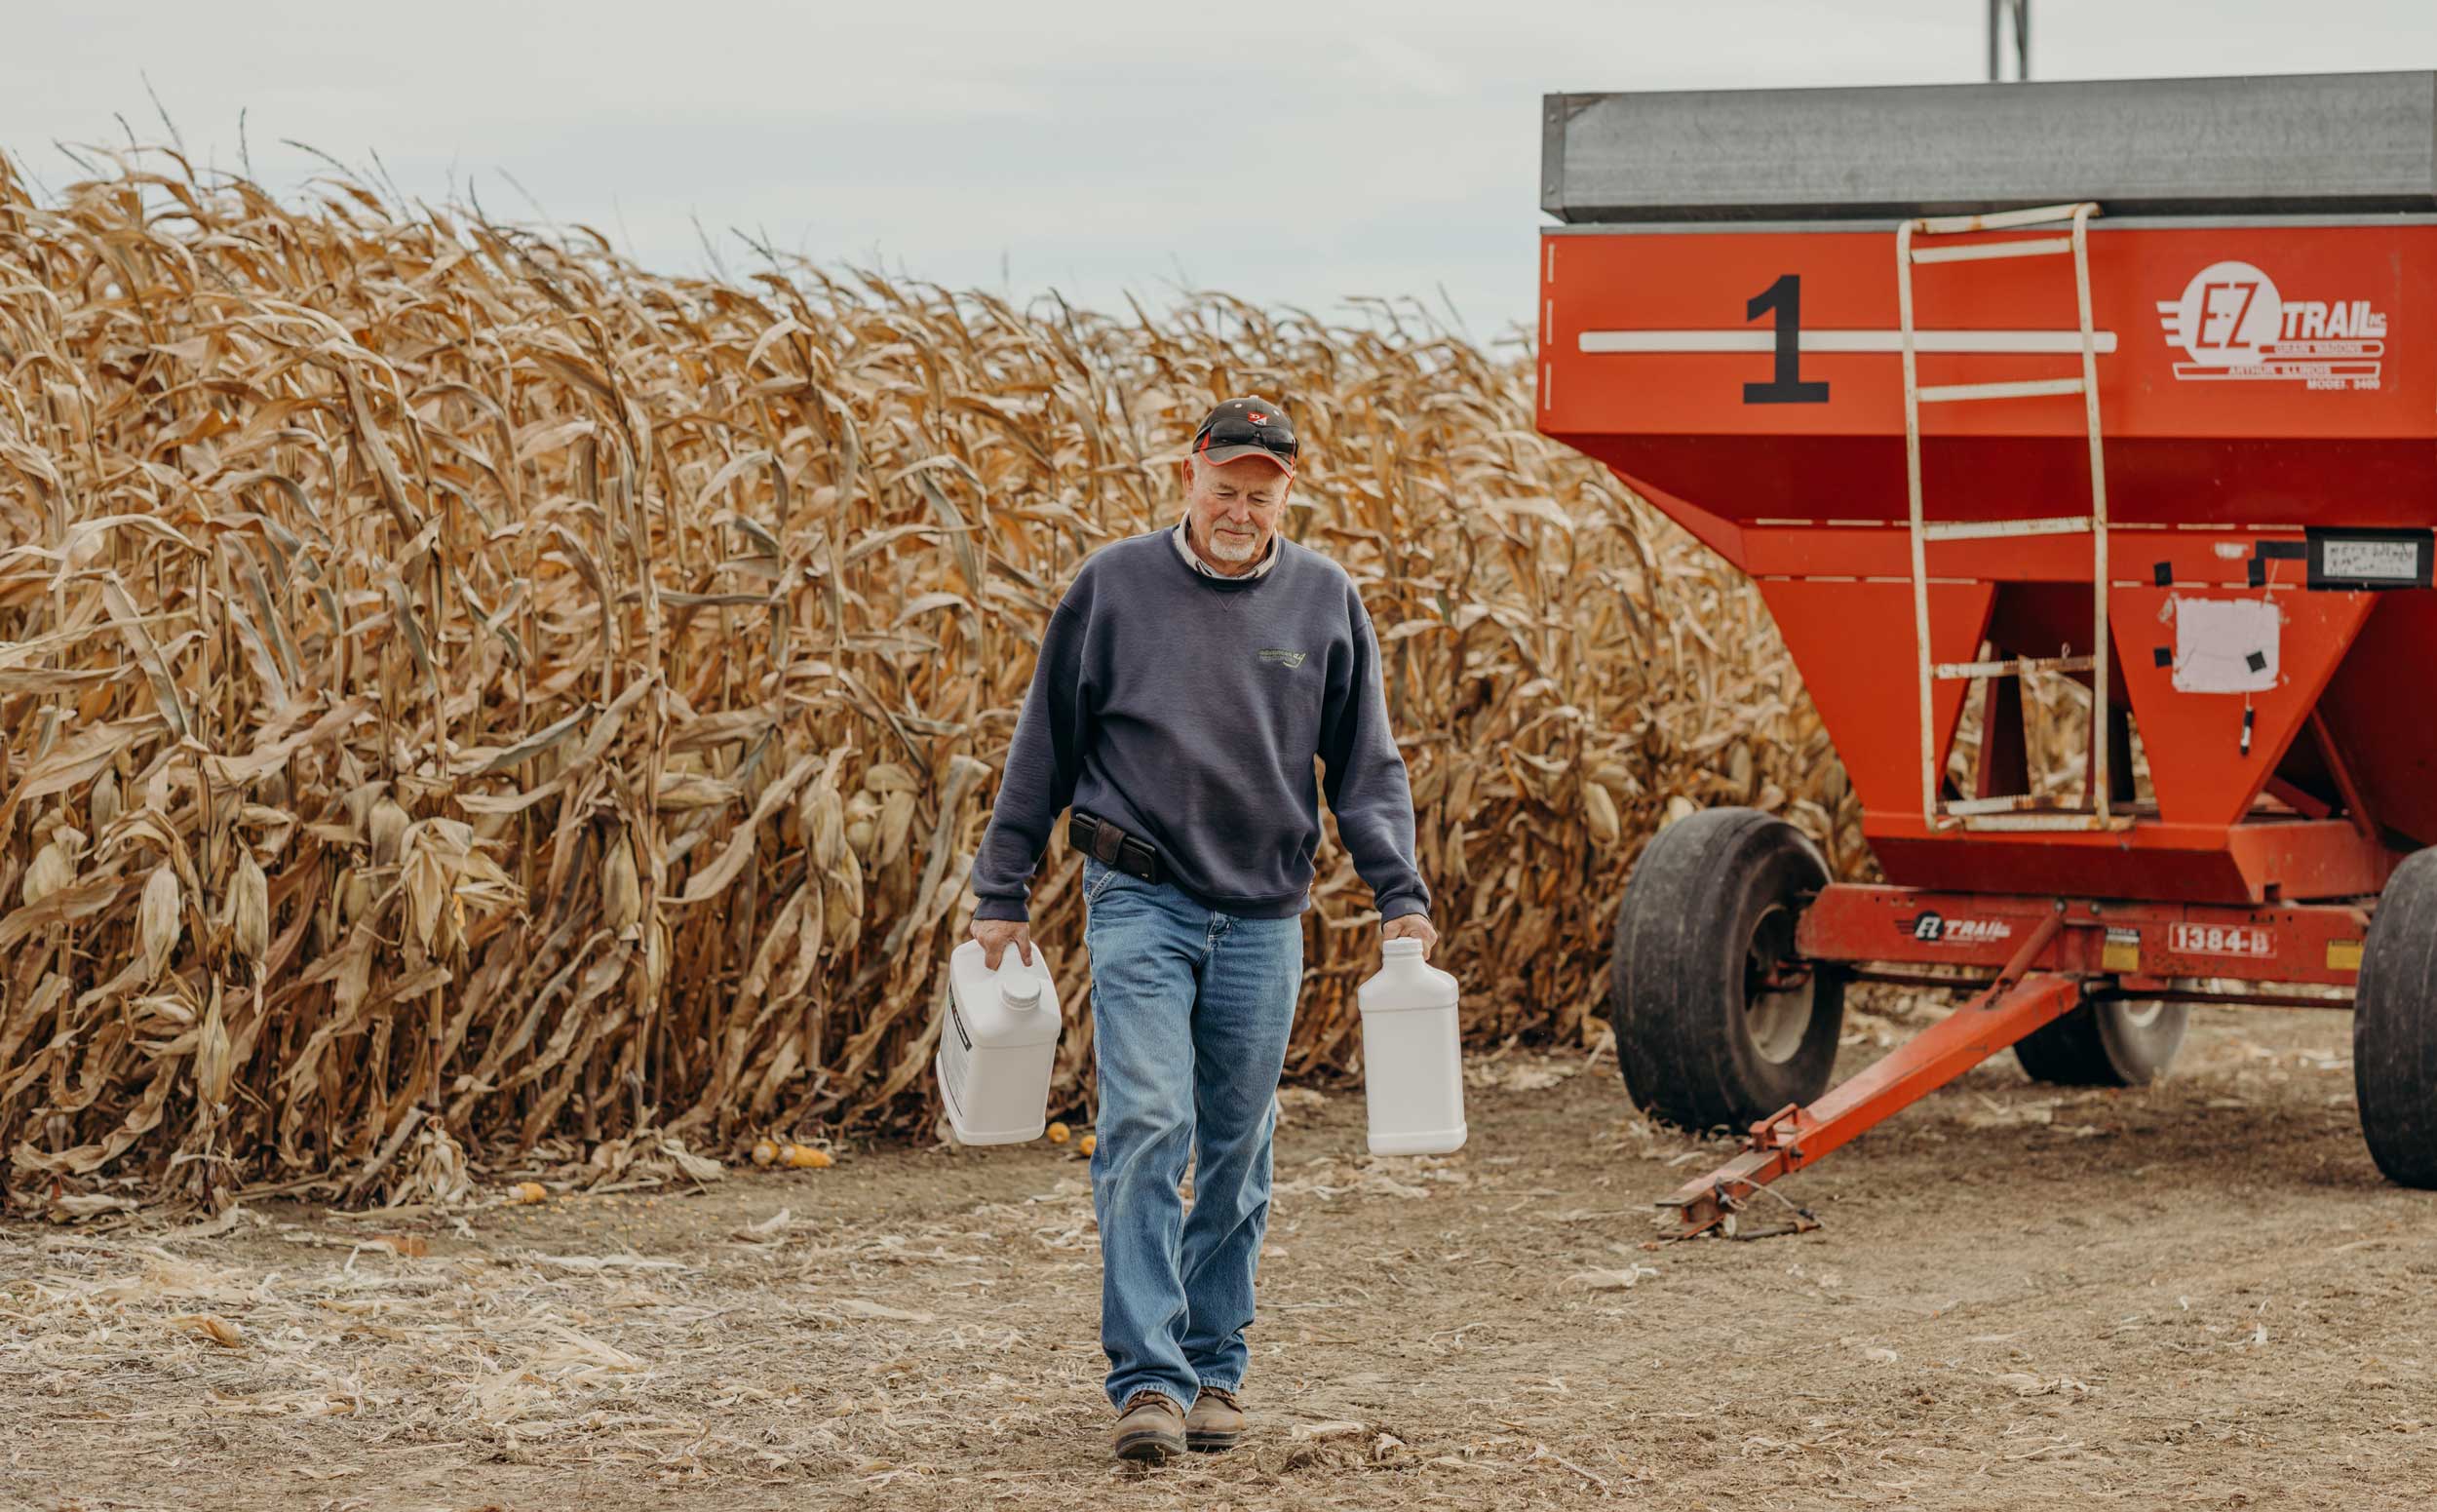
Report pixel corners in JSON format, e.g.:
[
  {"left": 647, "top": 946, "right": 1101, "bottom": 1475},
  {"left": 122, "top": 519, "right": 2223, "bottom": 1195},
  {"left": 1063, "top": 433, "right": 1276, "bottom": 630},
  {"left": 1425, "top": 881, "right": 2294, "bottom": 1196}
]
[{"left": 0, "top": 145, "right": 1872, "bottom": 1211}]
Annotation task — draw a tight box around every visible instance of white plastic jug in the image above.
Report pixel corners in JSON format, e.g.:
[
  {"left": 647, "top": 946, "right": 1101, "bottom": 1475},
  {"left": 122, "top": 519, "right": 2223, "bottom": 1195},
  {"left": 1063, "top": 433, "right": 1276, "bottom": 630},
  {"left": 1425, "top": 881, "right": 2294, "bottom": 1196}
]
[
  {"left": 1355, "top": 939, "right": 1466, "bottom": 1155},
  {"left": 936, "top": 939, "right": 1063, "bottom": 1144}
]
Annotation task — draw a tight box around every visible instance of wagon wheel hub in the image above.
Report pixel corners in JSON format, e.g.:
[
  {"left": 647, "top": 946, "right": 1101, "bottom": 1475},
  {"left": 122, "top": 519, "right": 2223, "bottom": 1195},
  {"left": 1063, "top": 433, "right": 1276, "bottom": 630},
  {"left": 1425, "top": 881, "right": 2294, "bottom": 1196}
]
[{"left": 1742, "top": 903, "right": 1816, "bottom": 1066}]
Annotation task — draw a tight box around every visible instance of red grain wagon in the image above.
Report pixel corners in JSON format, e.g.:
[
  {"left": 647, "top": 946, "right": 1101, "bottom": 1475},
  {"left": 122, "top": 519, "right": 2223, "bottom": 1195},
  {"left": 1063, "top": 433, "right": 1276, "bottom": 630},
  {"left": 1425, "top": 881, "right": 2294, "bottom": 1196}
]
[{"left": 1537, "top": 71, "right": 2437, "bottom": 1233}]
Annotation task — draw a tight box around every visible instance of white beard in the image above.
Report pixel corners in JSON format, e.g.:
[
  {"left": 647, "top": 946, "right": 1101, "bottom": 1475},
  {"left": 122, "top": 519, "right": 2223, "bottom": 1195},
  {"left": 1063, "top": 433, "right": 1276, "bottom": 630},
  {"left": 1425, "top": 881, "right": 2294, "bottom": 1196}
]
[{"left": 1203, "top": 526, "right": 1262, "bottom": 563}]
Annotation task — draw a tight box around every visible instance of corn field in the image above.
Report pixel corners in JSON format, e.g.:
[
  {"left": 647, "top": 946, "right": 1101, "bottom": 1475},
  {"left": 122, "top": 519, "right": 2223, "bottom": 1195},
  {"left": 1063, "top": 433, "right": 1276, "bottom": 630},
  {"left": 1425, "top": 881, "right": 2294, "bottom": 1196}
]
[{"left": 0, "top": 147, "right": 1861, "bottom": 1213}]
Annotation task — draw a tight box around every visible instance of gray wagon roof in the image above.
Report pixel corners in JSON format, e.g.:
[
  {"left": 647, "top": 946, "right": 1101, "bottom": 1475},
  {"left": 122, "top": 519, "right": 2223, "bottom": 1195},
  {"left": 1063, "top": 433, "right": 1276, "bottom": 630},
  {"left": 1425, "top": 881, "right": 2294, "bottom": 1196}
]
[{"left": 1542, "top": 72, "right": 2437, "bottom": 223}]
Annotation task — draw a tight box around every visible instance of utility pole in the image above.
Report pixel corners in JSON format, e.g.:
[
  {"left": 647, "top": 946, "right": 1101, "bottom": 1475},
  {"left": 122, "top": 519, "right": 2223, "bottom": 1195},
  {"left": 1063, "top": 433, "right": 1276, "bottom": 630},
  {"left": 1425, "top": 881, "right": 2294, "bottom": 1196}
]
[{"left": 1987, "top": 0, "right": 2030, "bottom": 82}]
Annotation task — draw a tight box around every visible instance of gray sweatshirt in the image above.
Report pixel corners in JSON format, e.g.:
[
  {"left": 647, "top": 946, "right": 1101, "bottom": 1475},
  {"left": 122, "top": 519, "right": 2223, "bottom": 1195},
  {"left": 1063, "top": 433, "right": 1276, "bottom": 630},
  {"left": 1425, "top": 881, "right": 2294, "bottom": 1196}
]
[{"left": 971, "top": 526, "right": 1430, "bottom": 924}]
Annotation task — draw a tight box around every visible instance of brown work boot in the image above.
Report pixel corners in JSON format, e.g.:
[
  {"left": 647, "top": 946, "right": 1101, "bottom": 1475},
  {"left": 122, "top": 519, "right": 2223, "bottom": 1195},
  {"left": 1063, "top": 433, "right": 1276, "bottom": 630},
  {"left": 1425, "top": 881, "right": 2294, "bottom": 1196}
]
[
  {"left": 1185, "top": 1386, "right": 1245, "bottom": 1453},
  {"left": 1111, "top": 1390, "right": 1186, "bottom": 1464}
]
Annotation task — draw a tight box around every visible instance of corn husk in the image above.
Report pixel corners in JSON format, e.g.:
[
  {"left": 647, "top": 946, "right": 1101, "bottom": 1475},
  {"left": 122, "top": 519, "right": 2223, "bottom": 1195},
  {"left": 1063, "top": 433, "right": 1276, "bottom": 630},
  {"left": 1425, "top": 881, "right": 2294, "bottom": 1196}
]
[
  {"left": 136, "top": 866, "right": 183, "bottom": 985},
  {"left": 22, "top": 843, "right": 75, "bottom": 909},
  {"left": 90, "top": 768, "right": 122, "bottom": 832},
  {"left": 602, "top": 829, "right": 642, "bottom": 934},
  {"left": 1583, "top": 783, "right": 1622, "bottom": 850},
  {"left": 228, "top": 853, "right": 270, "bottom": 967},
  {"left": 368, "top": 798, "right": 411, "bottom": 870},
  {"left": 195, "top": 986, "right": 234, "bottom": 1109}
]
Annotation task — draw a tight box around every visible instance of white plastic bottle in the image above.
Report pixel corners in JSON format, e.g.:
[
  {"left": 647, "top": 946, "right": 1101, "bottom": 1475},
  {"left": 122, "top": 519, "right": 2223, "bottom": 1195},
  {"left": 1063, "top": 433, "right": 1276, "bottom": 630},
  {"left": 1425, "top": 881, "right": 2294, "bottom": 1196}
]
[
  {"left": 936, "top": 939, "right": 1063, "bottom": 1144},
  {"left": 1355, "top": 939, "right": 1467, "bottom": 1155}
]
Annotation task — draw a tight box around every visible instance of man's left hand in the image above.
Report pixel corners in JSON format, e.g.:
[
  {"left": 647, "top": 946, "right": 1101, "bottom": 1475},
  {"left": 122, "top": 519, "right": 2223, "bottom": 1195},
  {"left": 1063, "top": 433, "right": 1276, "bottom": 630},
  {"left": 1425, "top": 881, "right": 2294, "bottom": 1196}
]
[{"left": 1382, "top": 912, "right": 1438, "bottom": 959}]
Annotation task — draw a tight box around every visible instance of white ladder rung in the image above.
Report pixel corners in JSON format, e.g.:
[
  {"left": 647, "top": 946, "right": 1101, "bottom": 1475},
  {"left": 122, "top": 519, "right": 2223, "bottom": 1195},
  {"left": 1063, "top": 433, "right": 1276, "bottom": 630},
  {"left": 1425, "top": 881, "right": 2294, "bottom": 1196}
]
[
  {"left": 1939, "top": 795, "right": 2054, "bottom": 817},
  {"left": 1916, "top": 376, "right": 2086, "bottom": 404},
  {"left": 1952, "top": 811, "right": 2117, "bottom": 834},
  {"left": 1911, "top": 236, "right": 2074, "bottom": 264},
  {"left": 1922, "top": 515, "right": 2092, "bottom": 542},
  {"left": 1914, "top": 202, "right": 2098, "bottom": 235},
  {"left": 1935, "top": 654, "right": 2097, "bottom": 680}
]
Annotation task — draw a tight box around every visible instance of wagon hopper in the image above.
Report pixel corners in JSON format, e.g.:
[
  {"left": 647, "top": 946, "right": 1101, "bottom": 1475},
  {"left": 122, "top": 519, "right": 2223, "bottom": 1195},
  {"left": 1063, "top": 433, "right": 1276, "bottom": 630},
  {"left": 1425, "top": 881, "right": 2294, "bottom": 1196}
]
[{"left": 1536, "top": 71, "right": 2437, "bottom": 1233}]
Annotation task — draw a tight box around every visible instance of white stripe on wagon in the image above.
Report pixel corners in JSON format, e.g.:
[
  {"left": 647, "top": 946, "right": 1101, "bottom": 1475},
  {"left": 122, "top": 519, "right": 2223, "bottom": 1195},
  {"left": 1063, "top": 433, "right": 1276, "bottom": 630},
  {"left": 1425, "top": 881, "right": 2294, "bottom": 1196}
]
[{"left": 1578, "top": 329, "right": 2120, "bottom": 355}]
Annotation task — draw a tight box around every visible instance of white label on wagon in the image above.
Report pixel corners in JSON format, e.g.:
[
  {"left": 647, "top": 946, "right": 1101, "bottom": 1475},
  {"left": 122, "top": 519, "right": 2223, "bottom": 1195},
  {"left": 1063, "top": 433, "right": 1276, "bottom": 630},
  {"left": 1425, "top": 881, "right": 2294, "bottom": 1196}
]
[
  {"left": 2157, "top": 261, "right": 2384, "bottom": 391},
  {"left": 2320, "top": 538, "right": 2420, "bottom": 582},
  {"left": 2168, "top": 922, "right": 2275, "bottom": 958},
  {"left": 2170, "top": 596, "right": 2279, "bottom": 694}
]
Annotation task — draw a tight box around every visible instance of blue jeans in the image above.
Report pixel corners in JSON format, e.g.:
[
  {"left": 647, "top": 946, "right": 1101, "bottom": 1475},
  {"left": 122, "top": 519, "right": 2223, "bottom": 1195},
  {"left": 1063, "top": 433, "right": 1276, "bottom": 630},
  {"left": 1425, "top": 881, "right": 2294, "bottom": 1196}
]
[{"left": 1081, "top": 854, "right": 1304, "bottom": 1413}]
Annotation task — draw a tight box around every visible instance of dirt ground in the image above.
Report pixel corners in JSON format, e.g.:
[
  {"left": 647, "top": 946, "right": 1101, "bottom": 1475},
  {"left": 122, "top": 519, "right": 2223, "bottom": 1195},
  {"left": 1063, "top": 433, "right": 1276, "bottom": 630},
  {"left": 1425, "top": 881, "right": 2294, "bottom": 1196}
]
[{"left": 5, "top": 999, "right": 2434, "bottom": 1512}]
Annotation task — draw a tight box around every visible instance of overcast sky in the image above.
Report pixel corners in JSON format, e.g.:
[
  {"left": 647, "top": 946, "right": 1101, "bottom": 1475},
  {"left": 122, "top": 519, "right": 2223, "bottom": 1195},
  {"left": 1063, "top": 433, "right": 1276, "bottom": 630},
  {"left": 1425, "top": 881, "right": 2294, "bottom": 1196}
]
[{"left": 6, "top": 1, "right": 2431, "bottom": 339}]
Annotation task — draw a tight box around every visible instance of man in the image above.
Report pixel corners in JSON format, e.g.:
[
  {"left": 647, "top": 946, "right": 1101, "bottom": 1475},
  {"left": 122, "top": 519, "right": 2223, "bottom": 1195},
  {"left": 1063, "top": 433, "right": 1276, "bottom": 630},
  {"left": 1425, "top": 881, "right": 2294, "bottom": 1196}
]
[{"left": 968, "top": 397, "right": 1438, "bottom": 1465}]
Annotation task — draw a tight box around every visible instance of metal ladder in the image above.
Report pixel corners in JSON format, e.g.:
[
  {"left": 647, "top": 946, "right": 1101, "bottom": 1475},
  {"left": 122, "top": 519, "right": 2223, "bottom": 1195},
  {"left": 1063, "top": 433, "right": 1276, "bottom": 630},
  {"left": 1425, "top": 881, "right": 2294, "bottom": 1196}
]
[{"left": 1898, "top": 201, "right": 2115, "bottom": 833}]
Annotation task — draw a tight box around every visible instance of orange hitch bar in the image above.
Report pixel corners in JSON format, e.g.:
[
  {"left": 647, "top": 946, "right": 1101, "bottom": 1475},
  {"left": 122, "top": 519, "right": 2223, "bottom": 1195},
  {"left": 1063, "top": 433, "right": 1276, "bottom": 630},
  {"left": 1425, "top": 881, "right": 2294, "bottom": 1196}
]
[{"left": 1664, "top": 903, "right": 2080, "bottom": 1237}]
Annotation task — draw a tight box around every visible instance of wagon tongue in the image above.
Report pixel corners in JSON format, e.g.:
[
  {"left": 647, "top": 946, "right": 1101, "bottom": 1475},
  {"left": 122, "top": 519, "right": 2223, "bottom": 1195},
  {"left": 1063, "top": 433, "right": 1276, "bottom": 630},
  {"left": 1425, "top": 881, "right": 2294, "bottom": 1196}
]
[{"left": 1663, "top": 911, "right": 2075, "bottom": 1240}]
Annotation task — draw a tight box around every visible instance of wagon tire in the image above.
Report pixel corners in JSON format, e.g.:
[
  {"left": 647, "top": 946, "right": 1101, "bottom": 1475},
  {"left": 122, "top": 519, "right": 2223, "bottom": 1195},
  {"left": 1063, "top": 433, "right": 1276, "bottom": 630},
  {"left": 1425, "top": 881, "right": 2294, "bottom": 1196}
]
[
  {"left": 2012, "top": 1000, "right": 2188, "bottom": 1087},
  {"left": 1610, "top": 806, "right": 1844, "bottom": 1133},
  {"left": 2356, "top": 847, "right": 2437, "bottom": 1189}
]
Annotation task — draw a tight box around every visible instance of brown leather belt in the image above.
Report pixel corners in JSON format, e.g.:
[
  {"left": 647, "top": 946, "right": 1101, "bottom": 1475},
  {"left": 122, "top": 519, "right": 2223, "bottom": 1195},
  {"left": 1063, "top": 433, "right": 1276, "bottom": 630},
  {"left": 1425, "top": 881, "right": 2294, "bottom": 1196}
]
[{"left": 1069, "top": 811, "right": 1166, "bottom": 884}]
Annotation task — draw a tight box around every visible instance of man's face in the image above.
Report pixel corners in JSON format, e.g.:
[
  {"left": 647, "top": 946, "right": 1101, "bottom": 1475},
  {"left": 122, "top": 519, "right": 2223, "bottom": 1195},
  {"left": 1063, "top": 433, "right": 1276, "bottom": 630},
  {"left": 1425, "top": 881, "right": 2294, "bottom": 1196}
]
[{"left": 1182, "top": 454, "right": 1294, "bottom": 572}]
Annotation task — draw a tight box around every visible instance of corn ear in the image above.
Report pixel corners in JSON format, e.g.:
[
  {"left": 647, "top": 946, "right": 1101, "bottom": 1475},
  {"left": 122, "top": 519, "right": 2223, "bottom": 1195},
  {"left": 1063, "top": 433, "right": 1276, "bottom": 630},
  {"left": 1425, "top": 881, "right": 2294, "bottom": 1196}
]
[
  {"left": 602, "top": 828, "right": 642, "bottom": 933},
  {"left": 230, "top": 852, "right": 270, "bottom": 966},
  {"left": 137, "top": 865, "right": 182, "bottom": 983},
  {"left": 23, "top": 843, "right": 74, "bottom": 908}
]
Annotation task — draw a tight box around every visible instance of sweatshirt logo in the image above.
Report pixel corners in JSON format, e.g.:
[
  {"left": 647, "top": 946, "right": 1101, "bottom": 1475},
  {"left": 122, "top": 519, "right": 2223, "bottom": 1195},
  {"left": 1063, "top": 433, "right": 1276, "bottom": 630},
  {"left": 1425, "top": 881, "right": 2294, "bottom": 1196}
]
[{"left": 1257, "top": 648, "right": 1307, "bottom": 669}]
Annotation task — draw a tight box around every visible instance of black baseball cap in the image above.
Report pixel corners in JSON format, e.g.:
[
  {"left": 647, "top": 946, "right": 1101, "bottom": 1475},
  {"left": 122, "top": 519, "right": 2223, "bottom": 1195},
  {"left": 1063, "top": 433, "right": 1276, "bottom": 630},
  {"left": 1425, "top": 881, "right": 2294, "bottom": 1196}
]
[{"left": 1192, "top": 397, "right": 1297, "bottom": 472}]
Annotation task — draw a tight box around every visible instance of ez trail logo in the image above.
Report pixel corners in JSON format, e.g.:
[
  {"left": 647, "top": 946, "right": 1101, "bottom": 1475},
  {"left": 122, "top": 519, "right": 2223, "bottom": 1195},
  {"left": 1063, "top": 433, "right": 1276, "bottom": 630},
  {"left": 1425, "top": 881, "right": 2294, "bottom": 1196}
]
[
  {"left": 2157, "top": 260, "right": 2385, "bottom": 390},
  {"left": 1900, "top": 911, "right": 2013, "bottom": 945}
]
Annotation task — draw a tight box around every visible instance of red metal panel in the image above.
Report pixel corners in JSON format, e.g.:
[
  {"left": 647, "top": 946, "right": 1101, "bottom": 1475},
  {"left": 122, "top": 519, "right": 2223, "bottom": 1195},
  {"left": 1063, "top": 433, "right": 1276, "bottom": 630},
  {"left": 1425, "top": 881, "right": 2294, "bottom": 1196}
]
[
  {"left": 1540, "top": 217, "right": 2428, "bottom": 911},
  {"left": 1866, "top": 832, "right": 2242, "bottom": 899},
  {"left": 2111, "top": 585, "right": 2375, "bottom": 827},
  {"left": 1739, "top": 523, "right": 2303, "bottom": 588},
  {"left": 1578, "top": 437, "right": 2436, "bottom": 545},
  {"left": 1865, "top": 817, "right": 2391, "bottom": 902},
  {"left": 1756, "top": 578, "right": 1993, "bottom": 819},
  {"left": 2319, "top": 591, "right": 2437, "bottom": 847},
  {"left": 1799, "top": 882, "right": 2369, "bottom": 986},
  {"left": 2224, "top": 819, "right": 2397, "bottom": 900},
  {"left": 1541, "top": 224, "right": 2437, "bottom": 542},
  {"left": 1976, "top": 676, "right": 2029, "bottom": 799},
  {"left": 1619, "top": 471, "right": 1746, "bottom": 570}
]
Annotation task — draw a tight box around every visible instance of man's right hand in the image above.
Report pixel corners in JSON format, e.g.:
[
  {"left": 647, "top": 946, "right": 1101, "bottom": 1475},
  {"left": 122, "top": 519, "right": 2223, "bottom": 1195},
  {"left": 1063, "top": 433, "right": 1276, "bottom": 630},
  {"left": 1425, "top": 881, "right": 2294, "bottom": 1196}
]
[{"left": 971, "top": 918, "right": 1035, "bottom": 970}]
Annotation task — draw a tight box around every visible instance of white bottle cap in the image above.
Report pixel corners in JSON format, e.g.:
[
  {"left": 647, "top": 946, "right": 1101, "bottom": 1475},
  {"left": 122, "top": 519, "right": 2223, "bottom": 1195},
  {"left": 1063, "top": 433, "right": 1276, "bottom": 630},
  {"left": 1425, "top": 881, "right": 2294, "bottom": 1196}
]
[
  {"left": 1383, "top": 939, "right": 1425, "bottom": 959},
  {"left": 999, "top": 958, "right": 1043, "bottom": 1008}
]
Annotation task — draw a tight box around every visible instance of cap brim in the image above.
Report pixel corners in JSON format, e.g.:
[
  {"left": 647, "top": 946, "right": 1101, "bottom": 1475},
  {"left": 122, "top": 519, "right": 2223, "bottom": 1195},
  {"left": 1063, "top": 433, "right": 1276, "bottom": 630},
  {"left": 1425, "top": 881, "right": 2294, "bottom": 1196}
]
[{"left": 1198, "top": 444, "right": 1294, "bottom": 471}]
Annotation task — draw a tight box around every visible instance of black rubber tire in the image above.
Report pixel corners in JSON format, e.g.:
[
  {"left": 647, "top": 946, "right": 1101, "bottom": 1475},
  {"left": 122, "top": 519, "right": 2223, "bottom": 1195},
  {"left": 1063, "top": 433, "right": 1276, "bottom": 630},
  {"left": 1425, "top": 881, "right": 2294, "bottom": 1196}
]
[
  {"left": 2356, "top": 847, "right": 2437, "bottom": 1189},
  {"left": 1610, "top": 807, "right": 1844, "bottom": 1133},
  {"left": 2012, "top": 1000, "right": 2189, "bottom": 1087}
]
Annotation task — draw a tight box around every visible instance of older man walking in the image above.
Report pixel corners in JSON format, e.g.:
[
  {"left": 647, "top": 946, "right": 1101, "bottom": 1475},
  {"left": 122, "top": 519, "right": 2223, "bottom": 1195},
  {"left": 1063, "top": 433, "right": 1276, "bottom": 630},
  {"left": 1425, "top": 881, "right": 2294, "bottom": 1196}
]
[{"left": 968, "top": 397, "right": 1437, "bottom": 1464}]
